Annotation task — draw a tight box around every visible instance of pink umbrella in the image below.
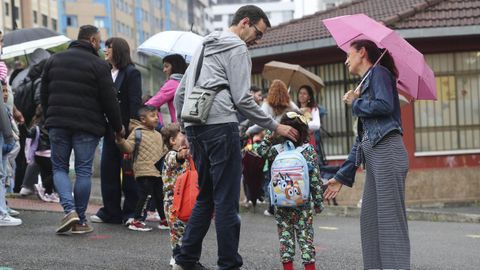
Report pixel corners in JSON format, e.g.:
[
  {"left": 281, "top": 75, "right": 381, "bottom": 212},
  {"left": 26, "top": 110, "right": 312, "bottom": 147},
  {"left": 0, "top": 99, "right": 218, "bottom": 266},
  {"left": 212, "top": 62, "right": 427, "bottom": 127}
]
[{"left": 322, "top": 13, "right": 437, "bottom": 100}]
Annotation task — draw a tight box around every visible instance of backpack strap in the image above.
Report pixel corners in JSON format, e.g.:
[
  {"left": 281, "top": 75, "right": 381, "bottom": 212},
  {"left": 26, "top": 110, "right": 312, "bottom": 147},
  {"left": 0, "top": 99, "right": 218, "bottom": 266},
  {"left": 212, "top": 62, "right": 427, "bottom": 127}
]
[{"left": 133, "top": 129, "right": 142, "bottom": 161}]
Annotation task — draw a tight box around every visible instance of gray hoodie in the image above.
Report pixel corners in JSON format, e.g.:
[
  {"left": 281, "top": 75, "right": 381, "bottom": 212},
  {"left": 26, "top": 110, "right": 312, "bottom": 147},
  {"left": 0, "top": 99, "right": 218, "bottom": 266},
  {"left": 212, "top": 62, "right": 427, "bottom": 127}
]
[{"left": 174, "top": 31, "right": 277, "bottom": 131}]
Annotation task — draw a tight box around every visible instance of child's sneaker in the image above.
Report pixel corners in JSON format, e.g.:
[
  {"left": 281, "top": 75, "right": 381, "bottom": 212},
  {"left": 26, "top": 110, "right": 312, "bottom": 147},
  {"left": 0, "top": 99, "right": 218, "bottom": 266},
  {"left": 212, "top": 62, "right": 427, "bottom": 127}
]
[
  {"left": 169, "top": 256, "right": 175, "bottom": 266},
  {"left": 34, "top": 184, "right": 46, "bottom": 200},
  {"left": 0, "top": 214, "right": 22, "bottom": 226},
  {"left": 145, "top": 211, "right": 161, "bottom": 222},
  {"left": 158, "top": 219, "right": 169, "bottom": 230},
  {"left": 124, "top": 218, "right": 134, "bottom": 226},
  {"left": 128, "top": 220, "right": 152, "bottom": 232},
  {"left": 45, "top": 193, "right": 60, "bottom": 203}
]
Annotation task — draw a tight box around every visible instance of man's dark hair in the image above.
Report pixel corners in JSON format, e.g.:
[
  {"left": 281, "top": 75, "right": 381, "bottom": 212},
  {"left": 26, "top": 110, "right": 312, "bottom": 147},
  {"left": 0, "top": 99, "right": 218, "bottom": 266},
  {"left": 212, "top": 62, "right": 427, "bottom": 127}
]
[
  {"left": 77, "top": 25, "right": 99, "bottom": 41},
  {"left": 163, "top": 54, "right": 187, "bottom": 74},
  {"left": 105, "top": 37, "right": 133, "bottom": 69},
  {"left": 250, "top": 85, "right": 262, "bottom": 93},
  {"left": 230, "top": 5, "right": 271, "bottom": 28},
  {"left": 138, "top": 105, "right": 157, "bottom": 118}
]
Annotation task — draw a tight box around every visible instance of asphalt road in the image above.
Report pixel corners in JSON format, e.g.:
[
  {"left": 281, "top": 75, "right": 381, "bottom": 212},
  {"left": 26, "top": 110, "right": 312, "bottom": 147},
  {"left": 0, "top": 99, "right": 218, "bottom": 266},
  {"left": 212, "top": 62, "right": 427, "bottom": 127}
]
[{"left": 1, "top": 210, "right": 479, "bottom": 270}]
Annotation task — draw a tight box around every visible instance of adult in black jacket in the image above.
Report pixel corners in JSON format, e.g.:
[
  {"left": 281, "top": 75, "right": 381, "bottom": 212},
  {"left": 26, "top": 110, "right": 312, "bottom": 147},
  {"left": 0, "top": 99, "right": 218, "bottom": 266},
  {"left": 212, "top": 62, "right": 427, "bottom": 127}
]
[
  {"left": 40, "top": 25, "right": 123, "bottom": 234},
  {"left": 91, "top": 37, "right": 142, "bottom": 224}
]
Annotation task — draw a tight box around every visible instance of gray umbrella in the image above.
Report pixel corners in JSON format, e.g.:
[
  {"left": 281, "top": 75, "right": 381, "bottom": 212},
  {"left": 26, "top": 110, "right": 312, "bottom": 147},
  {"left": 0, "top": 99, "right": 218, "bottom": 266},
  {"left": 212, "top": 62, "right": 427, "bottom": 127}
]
[
  {"left": 11, "top": 48, "right": 51, "bottom": 89},
  {"left": 1, "top": 28, "right": 69, "bottom": 59}
]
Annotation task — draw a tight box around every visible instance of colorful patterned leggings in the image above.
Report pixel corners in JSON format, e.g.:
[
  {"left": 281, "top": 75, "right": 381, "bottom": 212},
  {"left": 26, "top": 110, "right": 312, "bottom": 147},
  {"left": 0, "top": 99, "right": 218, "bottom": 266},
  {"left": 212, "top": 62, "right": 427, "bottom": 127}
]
[
  {"left": 275, "top": 206, "right": 316, "bottom": 264},
  {"left": 164, "top": 198, "right": 186, "bottom": 251}
]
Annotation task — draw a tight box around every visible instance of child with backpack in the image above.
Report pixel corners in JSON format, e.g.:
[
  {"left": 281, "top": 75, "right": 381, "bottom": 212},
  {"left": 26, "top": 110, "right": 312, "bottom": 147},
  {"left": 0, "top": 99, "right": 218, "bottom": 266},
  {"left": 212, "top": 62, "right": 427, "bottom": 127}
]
[
  {"left": 22, "top": 105, "right": 59, "bottom": 203},
  {"left": 115, "top": 105, "right": 165, "bottom": 232},
  {"left": 160, "top": 122, "right": 196, "bottom": 266},
  {"left": 256, "top": 111, "right": 324, "bottom": 270}
]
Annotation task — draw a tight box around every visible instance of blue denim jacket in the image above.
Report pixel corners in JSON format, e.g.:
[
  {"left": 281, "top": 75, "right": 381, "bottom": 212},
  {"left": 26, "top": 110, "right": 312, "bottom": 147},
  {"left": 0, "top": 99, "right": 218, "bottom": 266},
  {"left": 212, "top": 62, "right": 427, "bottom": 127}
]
[{"left": 334, "top": 65, "right": 403, "bottom": 187}]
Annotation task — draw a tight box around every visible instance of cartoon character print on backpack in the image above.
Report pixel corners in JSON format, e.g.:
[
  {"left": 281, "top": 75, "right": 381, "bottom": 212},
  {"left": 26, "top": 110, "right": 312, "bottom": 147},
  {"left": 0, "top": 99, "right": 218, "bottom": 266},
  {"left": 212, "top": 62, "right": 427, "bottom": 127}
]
[{"left": 269, "top": 141, "right": 310, "bottom": 207}]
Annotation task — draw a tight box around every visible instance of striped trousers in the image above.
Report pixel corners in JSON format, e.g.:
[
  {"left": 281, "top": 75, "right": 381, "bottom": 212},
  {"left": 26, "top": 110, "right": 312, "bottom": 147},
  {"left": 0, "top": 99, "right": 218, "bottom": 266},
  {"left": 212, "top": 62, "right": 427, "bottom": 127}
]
[{"left": 360, "top": 132, "right": 410, "bottom": 270}]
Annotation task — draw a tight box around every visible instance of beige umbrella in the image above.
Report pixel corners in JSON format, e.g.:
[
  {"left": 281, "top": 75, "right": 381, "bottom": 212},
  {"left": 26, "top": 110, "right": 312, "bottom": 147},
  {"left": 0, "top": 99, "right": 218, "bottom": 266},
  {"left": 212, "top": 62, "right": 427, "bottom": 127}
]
[{"left": 262, "top": 61, "right": 325, "bottom": 92}]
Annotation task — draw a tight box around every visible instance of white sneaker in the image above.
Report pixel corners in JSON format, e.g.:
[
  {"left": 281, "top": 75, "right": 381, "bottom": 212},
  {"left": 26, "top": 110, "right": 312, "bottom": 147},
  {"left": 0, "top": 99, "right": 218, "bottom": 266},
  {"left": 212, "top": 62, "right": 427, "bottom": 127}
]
[
  {"left": 263, "top": 209, "right": 272, "bottom": 217},
  {"left": 34, "top": 184, "right": 46, "bottom": 199},
  {"left": 7, "top": 207, "right": 20, "bottom": 217},
  {"left": 90, "top": 215, "right": 104, "bottom": 223},
  {"left": 124, "top": 218, "right": 134, "bottom": 226},
  {"left": 46, "top": 193, "right": 60, "bottom": 203},
  {"left": 20, "top": 187, "right": 33, "bottom": 196},
  {"left": 357, "top": 199, "right": 362, "bottom": 208},
  {"left": 145, "top": 211, "right": 161, "bottom": 222},
  {"left": 0, "top": 215, "right": 22, "bottom": 226},
  {"left": 169, "top": 256, "right": 175, "bottom": 266},
  {"left": 38, "top": 193, "right": 52, "bottom": 202}
]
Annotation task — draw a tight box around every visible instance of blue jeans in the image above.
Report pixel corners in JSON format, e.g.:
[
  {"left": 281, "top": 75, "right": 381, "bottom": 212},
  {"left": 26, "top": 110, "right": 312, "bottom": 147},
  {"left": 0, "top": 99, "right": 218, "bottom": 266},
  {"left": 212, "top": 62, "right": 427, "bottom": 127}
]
[
  {"left": 96, "top": 127, "right": 138, "bottom": 224},
  {"left": 49, "top": 128, "right": 100, "bottom": 223},
  {"left": 175, "top": 123, "right": 243, "bottom": 270}
]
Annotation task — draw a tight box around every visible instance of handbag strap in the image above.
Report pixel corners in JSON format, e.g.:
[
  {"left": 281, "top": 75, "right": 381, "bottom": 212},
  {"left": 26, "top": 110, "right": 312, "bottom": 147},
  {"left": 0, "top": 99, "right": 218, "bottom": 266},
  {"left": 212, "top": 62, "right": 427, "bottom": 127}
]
[
  {"left": 187, "top": 155, "right": 196, "bottom": 172},
  {"left": 194, "top": 46, "right": 205, "bottom": 86},
  {"left": 193, "top": 45, "right": 228, "bottom": 92}
]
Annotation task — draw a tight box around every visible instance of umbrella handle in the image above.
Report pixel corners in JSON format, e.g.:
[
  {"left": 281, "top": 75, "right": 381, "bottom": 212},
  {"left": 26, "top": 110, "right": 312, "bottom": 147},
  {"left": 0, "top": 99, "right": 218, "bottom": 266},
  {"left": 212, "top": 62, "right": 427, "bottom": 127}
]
[{"left": 353, "top": 49, "right": 387, "bottom": 92}]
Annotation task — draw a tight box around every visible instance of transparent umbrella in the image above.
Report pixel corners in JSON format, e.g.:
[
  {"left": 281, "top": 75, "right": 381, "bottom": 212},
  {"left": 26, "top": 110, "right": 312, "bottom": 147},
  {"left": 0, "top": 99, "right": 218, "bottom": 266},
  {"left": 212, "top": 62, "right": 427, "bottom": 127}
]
[{"left": 137, "top": 31, "right": 203, "bottom": 63}]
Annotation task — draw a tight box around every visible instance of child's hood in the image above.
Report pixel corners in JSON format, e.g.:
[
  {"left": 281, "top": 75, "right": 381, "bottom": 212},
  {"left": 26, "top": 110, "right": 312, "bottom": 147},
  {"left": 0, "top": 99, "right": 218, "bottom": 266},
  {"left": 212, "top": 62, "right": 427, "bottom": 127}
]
[{"left": 128, "top": 119, "right": 142, "bottom": 132}]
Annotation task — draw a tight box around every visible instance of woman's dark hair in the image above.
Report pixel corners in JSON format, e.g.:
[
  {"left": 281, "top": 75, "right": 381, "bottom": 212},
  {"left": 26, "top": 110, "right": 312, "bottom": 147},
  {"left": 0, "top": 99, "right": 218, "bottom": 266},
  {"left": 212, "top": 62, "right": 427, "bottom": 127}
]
[
  {"left": 296, "top": 85, "right": 316, "bottom": 108},
  {"left": 279, "top": 112, "right": 309, "bottom": 147},
  {"left": 230, "top": 5, "right": 271, "bottom": 27},
  {"left": 163, "top": 54, "right": 187, "bottom": 75},
  {"left": 105, "top": 37, "right": 133, "bottom": 69},
  {"left": 350, "top": 39, "right": 398, "bottom": 78},
  {"left": 31, "top": 104, "right": 44, "bottom": 127}
]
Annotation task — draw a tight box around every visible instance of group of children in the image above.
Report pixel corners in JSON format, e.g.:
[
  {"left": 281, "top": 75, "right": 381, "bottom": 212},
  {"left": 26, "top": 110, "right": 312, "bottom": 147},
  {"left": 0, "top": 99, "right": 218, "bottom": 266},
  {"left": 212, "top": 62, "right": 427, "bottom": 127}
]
[
  {"left": 1, "top": 79, "right": 58, "bottom": 227},
  {"left": 115, "top": 105, "right": 191, "bottom": 266},
  {"left": 118, "top": 103, "right": 324, "bottom": 270}
]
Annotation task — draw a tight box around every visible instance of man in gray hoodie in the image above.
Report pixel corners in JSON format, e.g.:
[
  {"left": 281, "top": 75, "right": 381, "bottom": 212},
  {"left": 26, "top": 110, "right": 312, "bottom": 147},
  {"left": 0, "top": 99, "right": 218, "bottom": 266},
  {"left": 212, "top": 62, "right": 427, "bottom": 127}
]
[{"left": 173, "top": 5, "right": 298, "bottom": 270}]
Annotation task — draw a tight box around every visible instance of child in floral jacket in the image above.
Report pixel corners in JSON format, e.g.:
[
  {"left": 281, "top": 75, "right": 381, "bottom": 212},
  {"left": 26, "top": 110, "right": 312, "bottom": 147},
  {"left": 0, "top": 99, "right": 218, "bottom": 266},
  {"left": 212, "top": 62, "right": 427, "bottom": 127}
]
[
  {"left": 256, "top": 111, "right": 324, "bottom": 270},
  {"left": 160, "top": 123, "right": 190, "bottom": 266}
]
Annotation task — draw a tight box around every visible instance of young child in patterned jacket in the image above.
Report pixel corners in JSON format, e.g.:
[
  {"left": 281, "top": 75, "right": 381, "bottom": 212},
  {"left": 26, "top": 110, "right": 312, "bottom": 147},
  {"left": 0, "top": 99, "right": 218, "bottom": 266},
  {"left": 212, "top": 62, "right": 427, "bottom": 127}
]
[
  {"left": 256, "top": 111, "right": 324, "bottom": 270},
  {"left": 160, "top": 123, "right": 190, "bottom": 267}
]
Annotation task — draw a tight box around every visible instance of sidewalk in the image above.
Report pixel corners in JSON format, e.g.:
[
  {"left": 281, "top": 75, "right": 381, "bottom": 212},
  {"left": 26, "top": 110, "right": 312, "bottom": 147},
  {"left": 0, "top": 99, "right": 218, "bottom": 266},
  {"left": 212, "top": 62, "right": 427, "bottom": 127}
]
[{"left": 7, "top": 176, "right": 480, "bottom": 223}]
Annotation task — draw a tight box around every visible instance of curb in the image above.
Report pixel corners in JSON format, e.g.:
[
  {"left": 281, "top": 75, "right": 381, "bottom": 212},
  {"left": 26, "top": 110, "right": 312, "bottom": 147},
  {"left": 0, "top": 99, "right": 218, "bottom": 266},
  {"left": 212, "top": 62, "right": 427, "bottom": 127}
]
[
  {"left": 8, "top": 194, "right": 480, "bottom": 223},
  {"left": 239, "top": 204, "right": 480, "bottom": 223}
]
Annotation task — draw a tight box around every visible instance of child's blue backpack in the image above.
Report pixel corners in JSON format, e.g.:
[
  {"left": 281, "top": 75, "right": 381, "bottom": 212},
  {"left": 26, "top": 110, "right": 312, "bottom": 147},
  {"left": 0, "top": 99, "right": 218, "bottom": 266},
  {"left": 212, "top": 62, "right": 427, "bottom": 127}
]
[{"left": 269, "top": 141, "right": 310, "bottom": 207}]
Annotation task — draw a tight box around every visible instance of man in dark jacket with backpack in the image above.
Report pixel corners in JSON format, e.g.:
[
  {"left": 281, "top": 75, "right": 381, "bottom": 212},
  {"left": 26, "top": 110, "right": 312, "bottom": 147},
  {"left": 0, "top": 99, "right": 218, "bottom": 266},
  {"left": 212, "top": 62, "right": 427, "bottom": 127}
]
[{"left": 40, "top": 25, "right": 123, "bottom": 234}]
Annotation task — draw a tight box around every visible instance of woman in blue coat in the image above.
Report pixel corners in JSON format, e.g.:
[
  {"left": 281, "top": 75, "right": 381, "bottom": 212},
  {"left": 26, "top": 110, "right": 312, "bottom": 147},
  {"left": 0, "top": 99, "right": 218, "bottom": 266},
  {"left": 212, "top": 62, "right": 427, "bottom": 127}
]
[
  {"left": 324, "top": 39, "right": 410, "bottom": 269},
  {"left": 91, "top": 37, "right": 142, "bottom": 224}
]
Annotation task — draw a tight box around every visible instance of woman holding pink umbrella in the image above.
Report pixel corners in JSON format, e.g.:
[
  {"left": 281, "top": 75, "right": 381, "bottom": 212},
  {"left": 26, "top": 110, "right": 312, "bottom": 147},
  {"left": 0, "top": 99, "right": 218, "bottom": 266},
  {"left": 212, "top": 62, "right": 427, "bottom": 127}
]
[{"left": 324, "top": 39, "right": 410, "bottom": 269}]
